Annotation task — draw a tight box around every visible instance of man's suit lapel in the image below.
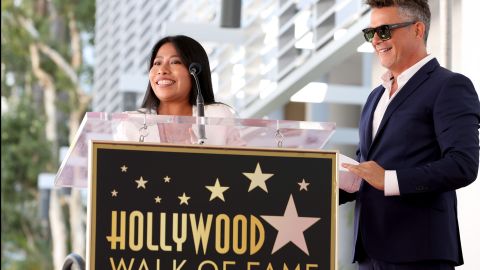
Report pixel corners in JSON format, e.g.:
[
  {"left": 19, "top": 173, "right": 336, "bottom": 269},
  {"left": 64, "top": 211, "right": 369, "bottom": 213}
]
[
  {"left": 369, "top": 59, "right": 439, "bottom": 153},
  {"left": 363, "top": 88, "right": 383, "bottom": 155}
]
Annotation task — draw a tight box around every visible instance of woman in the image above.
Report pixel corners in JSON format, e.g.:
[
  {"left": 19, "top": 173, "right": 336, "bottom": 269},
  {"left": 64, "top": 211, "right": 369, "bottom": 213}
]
[{"left": 115, "top": 35, "right": 241, "bottom": 145}]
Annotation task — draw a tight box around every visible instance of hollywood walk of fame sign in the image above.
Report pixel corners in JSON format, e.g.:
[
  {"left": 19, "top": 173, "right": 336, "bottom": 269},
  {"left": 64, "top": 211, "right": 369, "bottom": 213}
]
[{"left": 88, "top": 141, "right": 337, "bottom": 270}]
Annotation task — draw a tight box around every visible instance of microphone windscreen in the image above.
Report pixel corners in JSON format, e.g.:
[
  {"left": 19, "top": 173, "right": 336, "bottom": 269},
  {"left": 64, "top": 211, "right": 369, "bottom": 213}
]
[{"left": 189, "top": 63, "right": 202, "bottom": 75}]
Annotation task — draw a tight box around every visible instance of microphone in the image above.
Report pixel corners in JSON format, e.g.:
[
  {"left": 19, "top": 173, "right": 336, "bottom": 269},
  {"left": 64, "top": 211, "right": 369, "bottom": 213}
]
[
  {"left": 189, "top": 62, "right": 206, "bottom": 144},
  {"left": 189, "top": 62, "right": 202, "bottom": 75}
]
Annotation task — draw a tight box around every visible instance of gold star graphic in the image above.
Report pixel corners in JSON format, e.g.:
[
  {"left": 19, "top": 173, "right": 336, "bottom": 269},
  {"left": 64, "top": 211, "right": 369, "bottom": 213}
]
[
  {"left": 206, "top": 178, "right": 230, "bottom": 202},
  {"left": 298, "top": 179, "right": 310, "bottom": 191},
  {"left": 163, "top": 176, "right": 171, "bottom": 183},
  {"left": 178, "top": 193, "right": 190, "bottom": 205},
  {"left": 120, "top": 165, "right": 128, "bottom": 172},
  {"left": 111, "top": 189, "right": 118, "bottom": 197},
  {"left": 261, "top": 195, "right": 320, "bottom": 255},
  {"left": 242, "top": 162, "right": 274, "bottom": 192},
  {"left": 135, "top": 176, "right": 148, "bottom": 189},
  {"left": 154, "top": 196, "right": 162, "bottom": 204}
]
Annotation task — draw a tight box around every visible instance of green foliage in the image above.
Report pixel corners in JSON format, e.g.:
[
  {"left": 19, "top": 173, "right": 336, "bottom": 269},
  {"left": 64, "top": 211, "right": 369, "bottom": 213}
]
[
  {"left": 2, "top": 0, "right": 96, "bottom": 268},
  {"left": 1, "top": 95, "right": 53, "bottom": 269},
  {"left": 1, "top": 0, "right": 96, "bottom": 101},
  {"left": 54, "top": 0, "right": 96, "bottom": 33},
  {"left": 1, "top": 4, "right": 33, "bottom": 97}
]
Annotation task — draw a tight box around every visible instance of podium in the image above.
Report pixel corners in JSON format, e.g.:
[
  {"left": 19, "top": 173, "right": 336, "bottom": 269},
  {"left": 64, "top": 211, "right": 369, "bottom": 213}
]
[{"left": 56, "top": 112, "right": 338, "bottom": 270}]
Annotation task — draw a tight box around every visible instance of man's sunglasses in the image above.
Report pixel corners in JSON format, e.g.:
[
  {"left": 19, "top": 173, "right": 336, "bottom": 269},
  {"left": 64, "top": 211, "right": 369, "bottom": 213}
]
[{"left": 362, "top": 21, "right": 416, "bottom": 42}]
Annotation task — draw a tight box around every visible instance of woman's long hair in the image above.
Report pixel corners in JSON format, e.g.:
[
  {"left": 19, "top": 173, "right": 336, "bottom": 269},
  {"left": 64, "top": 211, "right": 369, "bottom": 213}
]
[{"left": 141, "top": 35, "right": 216, "bottom": 112}]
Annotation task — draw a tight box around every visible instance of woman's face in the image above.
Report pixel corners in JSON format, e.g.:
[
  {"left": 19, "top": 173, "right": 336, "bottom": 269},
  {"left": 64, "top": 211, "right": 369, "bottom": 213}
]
[{"left": 149, "top": 42, "right": 192, "bottom": 104}]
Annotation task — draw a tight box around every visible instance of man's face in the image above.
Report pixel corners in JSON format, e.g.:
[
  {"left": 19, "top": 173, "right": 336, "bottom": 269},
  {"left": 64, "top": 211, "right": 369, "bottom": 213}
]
[{"left": 370, "top": 7, "right": 423, "bottom": 76}]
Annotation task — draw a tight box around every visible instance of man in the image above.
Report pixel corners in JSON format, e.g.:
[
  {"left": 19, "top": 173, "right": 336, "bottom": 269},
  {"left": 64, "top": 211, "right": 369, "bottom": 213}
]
[{"left": 341, "top": 0, "right": 480, "bottom": 269}]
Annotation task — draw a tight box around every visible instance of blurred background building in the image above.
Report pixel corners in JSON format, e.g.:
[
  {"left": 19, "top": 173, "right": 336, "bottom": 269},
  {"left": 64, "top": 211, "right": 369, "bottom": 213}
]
[{"left": 93, "top": 0, "right": 374, "bottom": 156}]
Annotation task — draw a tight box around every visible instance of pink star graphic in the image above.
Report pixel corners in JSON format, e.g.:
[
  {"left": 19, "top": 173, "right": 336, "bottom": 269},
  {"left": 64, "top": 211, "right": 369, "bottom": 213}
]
[{"left": 261, "top": 195, "right": 320, "bottom": 255}]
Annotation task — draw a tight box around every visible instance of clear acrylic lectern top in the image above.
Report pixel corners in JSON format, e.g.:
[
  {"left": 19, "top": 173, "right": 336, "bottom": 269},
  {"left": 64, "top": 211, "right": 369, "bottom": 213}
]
[{"left": 55, "top": 112, "right": 335, "bottom": 188}]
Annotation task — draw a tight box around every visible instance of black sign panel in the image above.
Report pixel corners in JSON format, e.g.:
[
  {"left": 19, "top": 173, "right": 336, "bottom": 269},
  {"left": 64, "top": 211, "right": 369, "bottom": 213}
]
[{"left": 88, "top": 142, "right": 337, "bottom": 270}]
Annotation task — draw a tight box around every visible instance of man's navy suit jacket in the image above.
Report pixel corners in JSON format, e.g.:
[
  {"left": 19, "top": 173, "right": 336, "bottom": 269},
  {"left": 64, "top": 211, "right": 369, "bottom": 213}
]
[{"left": 340, "top": 58, "right": 480, "bottom": 265}]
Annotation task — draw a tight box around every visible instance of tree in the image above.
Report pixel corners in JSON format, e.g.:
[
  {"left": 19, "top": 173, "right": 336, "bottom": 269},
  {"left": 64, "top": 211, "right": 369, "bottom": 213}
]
[
  {"left": 2, "top": 0, "right": 95, "bottom": 268},
  {"left": 1, "top": 94, "right": 53, "bottom": 270}
]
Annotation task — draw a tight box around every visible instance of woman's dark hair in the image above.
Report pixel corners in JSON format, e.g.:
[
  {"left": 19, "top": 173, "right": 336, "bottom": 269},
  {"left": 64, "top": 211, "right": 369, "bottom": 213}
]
[{"left": 141, "top": 35, "right": 216, "bottom": 112}]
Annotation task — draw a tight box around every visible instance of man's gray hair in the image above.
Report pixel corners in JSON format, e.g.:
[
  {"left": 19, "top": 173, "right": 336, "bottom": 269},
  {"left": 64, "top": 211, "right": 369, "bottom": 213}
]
[{"left": 365, "top": 0, "right": 431, "bottom": 43}]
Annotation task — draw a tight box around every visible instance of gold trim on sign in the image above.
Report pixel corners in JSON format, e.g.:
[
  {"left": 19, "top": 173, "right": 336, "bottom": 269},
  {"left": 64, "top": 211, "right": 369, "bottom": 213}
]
[
  {"left": 331, "top": 152, "right": 338, "bottom": 270},
  {"left": 92, "top": 140, "right": 337, "bottom": 158},
  {"left": 89, "top": 142, "right": 99, "bottom": 270}
]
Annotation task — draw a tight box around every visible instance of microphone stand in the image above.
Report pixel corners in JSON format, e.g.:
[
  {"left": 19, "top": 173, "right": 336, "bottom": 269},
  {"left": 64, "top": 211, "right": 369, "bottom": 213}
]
[{"left": 189, "top": 64, "right": 207, "bottom": 144}]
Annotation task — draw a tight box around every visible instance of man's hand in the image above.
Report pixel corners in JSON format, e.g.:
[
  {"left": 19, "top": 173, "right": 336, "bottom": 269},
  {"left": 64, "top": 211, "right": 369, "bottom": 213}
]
[{"left": 342, "top": 161, "right": 385, "bottom": 191}]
